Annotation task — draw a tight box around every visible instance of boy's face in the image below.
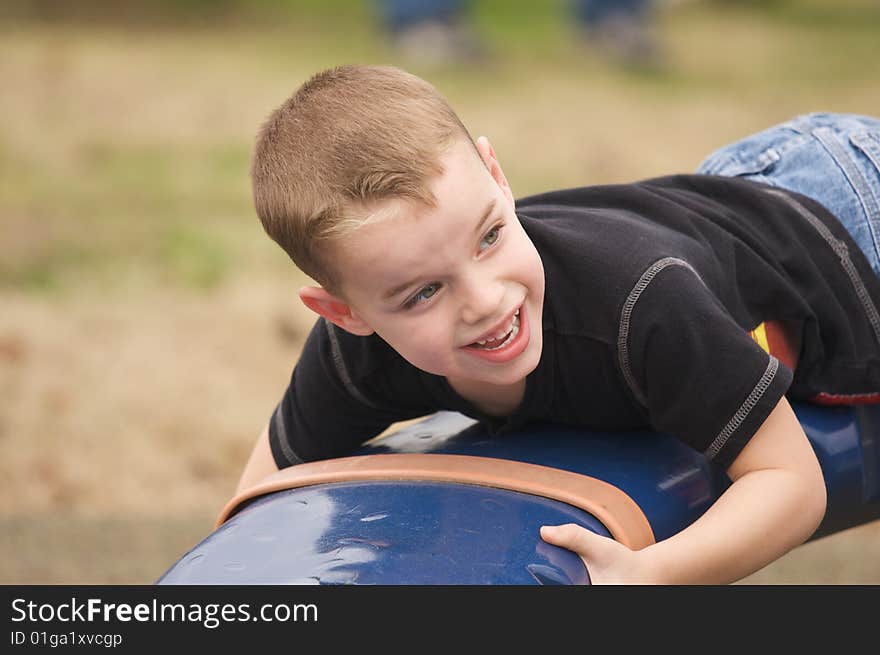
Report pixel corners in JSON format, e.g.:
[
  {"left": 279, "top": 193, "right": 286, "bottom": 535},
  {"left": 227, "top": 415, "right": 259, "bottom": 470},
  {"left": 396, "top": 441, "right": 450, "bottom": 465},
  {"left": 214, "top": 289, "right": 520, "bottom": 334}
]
[{"left": 315, "top": 137, "right": 545, "bottom": 390}]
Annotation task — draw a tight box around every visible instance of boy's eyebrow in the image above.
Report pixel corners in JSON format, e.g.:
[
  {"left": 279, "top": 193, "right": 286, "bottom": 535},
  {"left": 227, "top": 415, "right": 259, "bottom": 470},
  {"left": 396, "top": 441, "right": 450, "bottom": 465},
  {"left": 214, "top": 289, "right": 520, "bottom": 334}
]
[
  {"left": 382, "top": 198, "right": 498, "bottom": 301},
  {"left": 472, "top": 198, "right": 497, "bottom": 237}
]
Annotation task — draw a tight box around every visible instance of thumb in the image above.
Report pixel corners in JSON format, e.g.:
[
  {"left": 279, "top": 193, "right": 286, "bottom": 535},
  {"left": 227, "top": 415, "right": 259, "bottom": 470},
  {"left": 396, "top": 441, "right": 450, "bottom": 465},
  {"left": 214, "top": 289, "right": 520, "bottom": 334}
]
[{"left": 540, "top": 523, "right": 601, "bottom": 554}]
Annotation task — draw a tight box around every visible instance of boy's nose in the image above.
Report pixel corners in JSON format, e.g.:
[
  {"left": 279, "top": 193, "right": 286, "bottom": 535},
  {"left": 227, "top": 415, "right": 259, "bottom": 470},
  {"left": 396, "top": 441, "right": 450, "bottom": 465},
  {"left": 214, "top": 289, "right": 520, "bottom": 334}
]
[{"left": 459, "top": 278, "right": 505, "bottom": 326}]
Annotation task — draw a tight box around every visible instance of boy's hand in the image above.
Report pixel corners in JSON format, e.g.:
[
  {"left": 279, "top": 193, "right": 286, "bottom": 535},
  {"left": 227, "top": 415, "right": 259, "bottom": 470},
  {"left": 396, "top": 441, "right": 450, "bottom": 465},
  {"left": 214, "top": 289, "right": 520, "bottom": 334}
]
[
  {"left": 540, "top": 524, "right": 651, "bottom": 585},
  {"left": 542, "top": 397, "right": 826, "bottom": 585}
]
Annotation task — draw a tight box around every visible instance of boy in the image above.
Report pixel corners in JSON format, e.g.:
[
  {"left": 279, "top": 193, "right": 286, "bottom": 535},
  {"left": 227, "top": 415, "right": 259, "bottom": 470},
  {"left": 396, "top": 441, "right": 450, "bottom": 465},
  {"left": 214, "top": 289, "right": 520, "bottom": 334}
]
[{"left": 239, "top": 64, "right": 880, "bottom": 584}]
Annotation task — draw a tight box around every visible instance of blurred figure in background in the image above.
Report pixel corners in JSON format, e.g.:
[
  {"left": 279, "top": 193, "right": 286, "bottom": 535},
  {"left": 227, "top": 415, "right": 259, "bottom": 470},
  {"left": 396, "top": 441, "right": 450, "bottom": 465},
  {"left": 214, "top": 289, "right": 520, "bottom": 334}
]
[
  {"left": 374, "top": 0, "right": 660, "bottom": 66},
  {"left": 375, "top": 0, "right": 483, "bottom": 65},
  {"left": 574, "top": 0, "right": 660, "bottom": 66}
]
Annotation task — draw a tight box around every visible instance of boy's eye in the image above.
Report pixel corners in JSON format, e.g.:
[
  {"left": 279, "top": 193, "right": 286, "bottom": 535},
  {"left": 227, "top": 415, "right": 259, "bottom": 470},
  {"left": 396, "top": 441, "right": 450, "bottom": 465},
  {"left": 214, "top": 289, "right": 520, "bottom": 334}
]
[
  {"left": 404, "top": 283, "right": 441, "bottom": 309},
  {"left": 479, "top": 225, "right": 502, "bottom": 251}
]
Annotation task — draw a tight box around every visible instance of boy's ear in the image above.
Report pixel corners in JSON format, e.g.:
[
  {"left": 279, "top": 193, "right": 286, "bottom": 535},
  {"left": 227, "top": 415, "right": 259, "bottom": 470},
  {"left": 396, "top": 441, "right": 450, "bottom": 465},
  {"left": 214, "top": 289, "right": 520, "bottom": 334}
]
[
  {"left": 475, "top": 135, "right": 514, "bottom": 206},
  {"left": 298, "top": 286, "right": 375, "bottom": 336}
]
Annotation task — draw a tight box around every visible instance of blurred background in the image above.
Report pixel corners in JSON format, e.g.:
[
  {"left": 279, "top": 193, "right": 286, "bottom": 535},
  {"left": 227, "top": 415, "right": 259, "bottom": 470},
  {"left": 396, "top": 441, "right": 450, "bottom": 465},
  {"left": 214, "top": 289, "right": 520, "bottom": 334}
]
[{"left": 2, "top": 0, "right": 879, "bottom": 584}]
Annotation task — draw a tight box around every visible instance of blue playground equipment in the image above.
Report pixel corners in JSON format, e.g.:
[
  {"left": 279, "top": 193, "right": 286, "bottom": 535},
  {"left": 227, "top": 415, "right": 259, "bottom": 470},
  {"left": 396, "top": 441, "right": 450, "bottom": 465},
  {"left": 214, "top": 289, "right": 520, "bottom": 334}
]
[{"left": 157, "top": 403, "right": 880, "bottom": 584}]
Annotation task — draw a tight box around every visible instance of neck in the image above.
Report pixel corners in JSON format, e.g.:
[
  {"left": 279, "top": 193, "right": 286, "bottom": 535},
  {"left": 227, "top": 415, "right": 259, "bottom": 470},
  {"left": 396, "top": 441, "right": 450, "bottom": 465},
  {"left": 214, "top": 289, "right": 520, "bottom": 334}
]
[{"left": 447, "top": 376, "right": 526, "bottom": 418}]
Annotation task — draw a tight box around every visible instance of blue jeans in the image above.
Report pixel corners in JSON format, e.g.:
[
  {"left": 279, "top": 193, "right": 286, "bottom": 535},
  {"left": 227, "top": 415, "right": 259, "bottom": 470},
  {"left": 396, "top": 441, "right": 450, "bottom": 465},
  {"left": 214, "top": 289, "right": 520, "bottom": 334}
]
[
  {"left": 377, "top": 0, "right": 466, "bottom": 32},
  {"left": 378, "top": 0, "right": 651, "bottom": 31},
  {"left": 574, "top": 0, "right": 650, "bottom": 26},
  {"left": 696, "top": 113, "right": 880, "bottom": 278}
]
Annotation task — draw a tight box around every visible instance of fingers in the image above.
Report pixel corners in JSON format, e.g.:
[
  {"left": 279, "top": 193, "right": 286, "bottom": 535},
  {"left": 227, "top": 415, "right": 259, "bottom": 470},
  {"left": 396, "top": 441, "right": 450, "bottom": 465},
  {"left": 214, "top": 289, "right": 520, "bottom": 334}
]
[{"left": 541, "top": 525, "right": 643, "bottom": 584}]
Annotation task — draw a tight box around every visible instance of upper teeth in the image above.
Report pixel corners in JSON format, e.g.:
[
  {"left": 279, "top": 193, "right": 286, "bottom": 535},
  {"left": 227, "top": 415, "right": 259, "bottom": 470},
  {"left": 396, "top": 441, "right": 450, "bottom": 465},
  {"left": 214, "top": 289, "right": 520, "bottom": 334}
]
[{"left": 475, "top": 309, "right": 520, "bottom": 345}]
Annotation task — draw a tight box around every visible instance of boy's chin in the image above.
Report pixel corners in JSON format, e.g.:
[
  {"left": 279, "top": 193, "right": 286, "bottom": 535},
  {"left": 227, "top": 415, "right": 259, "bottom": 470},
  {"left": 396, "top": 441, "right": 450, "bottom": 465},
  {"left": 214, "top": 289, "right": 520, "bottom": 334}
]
[{"left": 477, "top": 348, "right": 542, "bottom": 386}]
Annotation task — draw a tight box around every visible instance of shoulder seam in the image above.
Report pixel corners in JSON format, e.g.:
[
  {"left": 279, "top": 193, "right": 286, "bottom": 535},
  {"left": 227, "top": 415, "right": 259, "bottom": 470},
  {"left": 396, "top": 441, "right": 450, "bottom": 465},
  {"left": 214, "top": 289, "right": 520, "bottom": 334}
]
[
  {"left": 323, "top": 319, "right": 381, "bottom": 409},
  {"left": 617, "top": 257, "right": 703, "bottom": 407},
  {"left": 272, "top": 402, "right": 303, "bottom": 466},
  {"left": 765, "top": 187, "right": 880, "bottom": 346}
]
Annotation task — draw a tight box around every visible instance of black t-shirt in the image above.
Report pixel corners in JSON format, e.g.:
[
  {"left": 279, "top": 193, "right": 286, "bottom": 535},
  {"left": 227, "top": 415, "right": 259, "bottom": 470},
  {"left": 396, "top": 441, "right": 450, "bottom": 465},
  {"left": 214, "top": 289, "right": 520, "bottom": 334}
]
[{"left": 268, "top": 175, "right": 880, "bottom": 471}]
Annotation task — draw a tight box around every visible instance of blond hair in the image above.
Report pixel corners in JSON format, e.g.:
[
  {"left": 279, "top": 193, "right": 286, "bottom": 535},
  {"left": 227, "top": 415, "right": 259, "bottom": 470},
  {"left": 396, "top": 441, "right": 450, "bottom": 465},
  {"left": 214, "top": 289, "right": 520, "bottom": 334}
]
[{"left": 251, "top": 64, "right": 475, "bottom": 292}]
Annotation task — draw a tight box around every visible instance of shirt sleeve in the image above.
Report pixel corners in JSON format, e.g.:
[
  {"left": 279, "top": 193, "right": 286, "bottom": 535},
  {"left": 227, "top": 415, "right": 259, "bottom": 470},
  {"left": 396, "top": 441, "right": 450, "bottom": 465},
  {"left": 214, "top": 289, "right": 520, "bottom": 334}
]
[
  {"left": 268, "top": 319, "right": 430, "bottom": 468},
  {"left": 619, "top": 258, "right": 794, "bottom": 470}
]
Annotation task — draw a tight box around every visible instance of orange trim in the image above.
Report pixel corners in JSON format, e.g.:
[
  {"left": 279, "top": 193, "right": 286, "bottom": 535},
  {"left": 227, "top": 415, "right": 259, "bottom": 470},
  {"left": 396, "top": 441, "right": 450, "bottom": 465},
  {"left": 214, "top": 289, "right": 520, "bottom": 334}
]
[{"left": 218, "top": 453, "right": 656, "bottom": 550}]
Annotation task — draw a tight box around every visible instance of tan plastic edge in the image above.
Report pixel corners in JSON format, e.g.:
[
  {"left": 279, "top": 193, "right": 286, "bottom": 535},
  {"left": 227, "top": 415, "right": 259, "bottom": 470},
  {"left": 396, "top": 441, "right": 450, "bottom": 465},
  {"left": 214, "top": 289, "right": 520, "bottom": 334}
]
[{"left": 218, "top": 454, "right": 655, "bottom": 549}]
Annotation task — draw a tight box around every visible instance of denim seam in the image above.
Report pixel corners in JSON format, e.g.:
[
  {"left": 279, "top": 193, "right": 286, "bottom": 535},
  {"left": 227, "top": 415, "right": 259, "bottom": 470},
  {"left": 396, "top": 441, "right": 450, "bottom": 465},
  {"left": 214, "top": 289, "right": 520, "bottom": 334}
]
[
  {"left": 703, "top": 357, "right": 779, "bottom": 461},
  {"left": 766, "top": 189, "right": 880, "bottom": 346},
  {"left": 617, "top": 257, "right": 703, "bottom": 407},
  {"left": 273, "top": 403, "right": 303, "bottom": 466},
  {"left": 851, "top": 132, "right": 880, "bottom": 173},
  {"left": 324, "top": 318, "right": 381, "bottom": 408},
  {"left": 850, "top": 132, "right": 880, "bottom": 256},
  {"left": 812, "top": 127, "right": 880, "bottom": 264}
]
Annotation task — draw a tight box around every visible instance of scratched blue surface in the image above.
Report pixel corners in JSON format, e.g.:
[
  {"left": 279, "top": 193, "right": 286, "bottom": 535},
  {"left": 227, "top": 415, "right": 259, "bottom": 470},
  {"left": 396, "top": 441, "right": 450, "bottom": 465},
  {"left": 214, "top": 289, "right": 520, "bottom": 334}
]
[{"left": 157, "top": 481, "right": 600, "bottom": 584}]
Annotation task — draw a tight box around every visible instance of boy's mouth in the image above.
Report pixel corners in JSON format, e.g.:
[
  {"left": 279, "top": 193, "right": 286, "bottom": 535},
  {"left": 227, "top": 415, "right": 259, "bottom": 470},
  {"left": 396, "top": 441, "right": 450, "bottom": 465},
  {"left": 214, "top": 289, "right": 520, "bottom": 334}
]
[
  {"left": 467, "top": 308, "right": 521, "bottom": 350},
  {"left": 461, "top": 303, "right": 530, "bottom": 364}
]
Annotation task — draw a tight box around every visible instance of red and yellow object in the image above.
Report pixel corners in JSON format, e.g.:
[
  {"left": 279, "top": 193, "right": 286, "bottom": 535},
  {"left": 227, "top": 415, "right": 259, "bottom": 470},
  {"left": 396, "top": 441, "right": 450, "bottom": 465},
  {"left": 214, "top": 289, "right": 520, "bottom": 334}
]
[{"left": 749, "top": 320, "right": 880, "bottom": 405}]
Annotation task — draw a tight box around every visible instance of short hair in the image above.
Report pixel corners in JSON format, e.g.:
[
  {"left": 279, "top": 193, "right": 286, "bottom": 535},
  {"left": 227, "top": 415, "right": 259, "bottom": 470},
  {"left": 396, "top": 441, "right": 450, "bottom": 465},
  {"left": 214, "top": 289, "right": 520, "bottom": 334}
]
[{"left": 251, "top": 64, "right": 475, "bottom": 293}]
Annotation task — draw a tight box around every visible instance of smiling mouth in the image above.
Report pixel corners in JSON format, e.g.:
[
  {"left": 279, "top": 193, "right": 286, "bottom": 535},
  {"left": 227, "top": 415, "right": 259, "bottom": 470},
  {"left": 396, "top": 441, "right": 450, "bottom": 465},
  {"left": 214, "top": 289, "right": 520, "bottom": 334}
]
[{"left": 466, "top": 308, "right": 521, "bottom": 350}]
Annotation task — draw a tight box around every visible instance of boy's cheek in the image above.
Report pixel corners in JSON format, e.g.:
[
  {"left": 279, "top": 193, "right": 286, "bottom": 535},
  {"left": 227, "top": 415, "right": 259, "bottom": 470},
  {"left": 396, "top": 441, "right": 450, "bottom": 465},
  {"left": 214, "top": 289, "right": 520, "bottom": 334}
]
[{"left": 390, "top": 322, "right": 454, "bottom": 359}]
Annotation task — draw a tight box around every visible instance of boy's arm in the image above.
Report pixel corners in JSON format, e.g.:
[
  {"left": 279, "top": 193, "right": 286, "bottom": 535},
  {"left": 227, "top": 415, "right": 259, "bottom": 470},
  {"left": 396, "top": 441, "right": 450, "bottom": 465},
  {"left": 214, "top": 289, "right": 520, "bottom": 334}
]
[
  {"left": 541, "top": 396, "right": 827, "bottom": 584},
  {"left": 235, "top": 422, "right": 279, "bottom": 494}
]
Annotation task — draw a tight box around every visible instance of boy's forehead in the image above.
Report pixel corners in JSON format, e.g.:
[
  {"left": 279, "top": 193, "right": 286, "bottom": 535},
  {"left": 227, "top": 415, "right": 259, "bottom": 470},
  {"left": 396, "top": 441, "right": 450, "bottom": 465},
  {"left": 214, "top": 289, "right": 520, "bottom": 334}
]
[
  {"left": 338, "top": 201, "right": 443, "bottom": 266},
  {"left": 332, "top": 140, "right": 496, "bottom": 287},
  {"left": 334, "top": 200, "right": 497, "bottom": 297}
]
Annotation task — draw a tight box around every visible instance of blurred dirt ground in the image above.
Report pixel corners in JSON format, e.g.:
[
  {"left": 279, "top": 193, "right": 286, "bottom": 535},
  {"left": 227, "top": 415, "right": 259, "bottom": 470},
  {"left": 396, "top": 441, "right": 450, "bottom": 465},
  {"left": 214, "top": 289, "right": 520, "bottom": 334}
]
[{"left": 2, "top": 0, "right": 880, "bottom": 584}]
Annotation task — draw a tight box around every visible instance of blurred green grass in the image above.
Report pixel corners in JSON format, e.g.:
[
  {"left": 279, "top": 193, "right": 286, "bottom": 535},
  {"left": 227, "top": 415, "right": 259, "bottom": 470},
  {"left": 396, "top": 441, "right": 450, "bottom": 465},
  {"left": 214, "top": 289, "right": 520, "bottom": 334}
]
[
  {"left": 3, "top": 0, "right": 878, "bottom": 295},
  {"left": 2, "top": 0, "right": 880, "bottom": 583}
]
